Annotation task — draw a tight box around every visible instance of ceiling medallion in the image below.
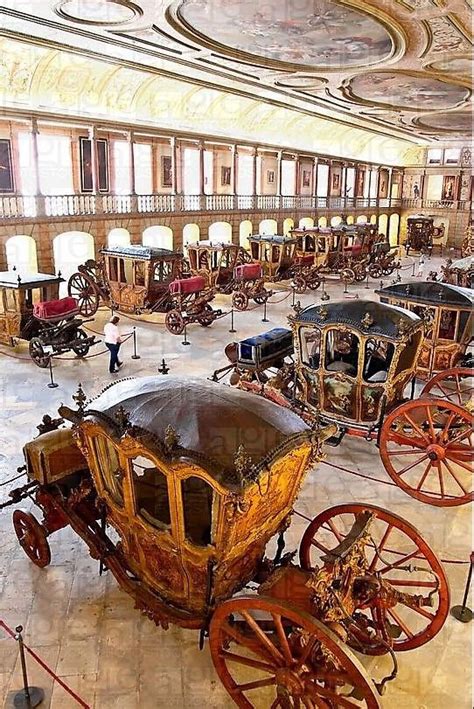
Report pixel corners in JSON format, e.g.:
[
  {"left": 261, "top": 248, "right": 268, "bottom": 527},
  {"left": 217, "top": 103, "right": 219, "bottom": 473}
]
[
  {"left": 275, "top": 76, "right": 327, "bottom": 90},
  {"left": 424, "top": 55, "right": 473, "bottom": 78},
  {"left": 171, "top": 0, "right": 399, "bottom": 71},
  {"left": 55, "top": 0, "right": 142, "bottom": 26},
  {"left": 343, "top": 71, "right": 470, "bottom": 111},
  {"left": 413, "top": 111, "right": 473, "bottom": 134}
]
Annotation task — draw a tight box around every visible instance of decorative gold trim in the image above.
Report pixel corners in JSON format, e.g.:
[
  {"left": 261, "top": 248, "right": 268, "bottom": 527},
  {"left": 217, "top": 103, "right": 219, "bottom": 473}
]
[{"left": 54, "top": 0, "right": 142, "bottom": 27}]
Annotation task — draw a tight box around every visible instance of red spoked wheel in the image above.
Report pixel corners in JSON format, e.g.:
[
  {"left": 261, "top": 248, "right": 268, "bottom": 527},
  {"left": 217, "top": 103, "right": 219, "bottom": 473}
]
[
  {"left": 197, "top": 303, "right": 216, "bottom": 327},
  {"left": 68, "top": 272, "right": 99, "bottom": 317},
  {"left": 210, "top": 595, "right": 381, "bottom": 708},
  {"left": 232, "top": 291, "right": 249, "bottom": 311},
  {"left": 421, "top": 368, "right": 473, "bottom": 410},
  {"left": 13, "top": 510, "right": 51, "bottom": 568},
  {"left": 165, "top": 309, "right": 185, "bottom": 335},
  {"left": 253, "top": 288, "right": 271, "bottom": 305},
  {"left": 299, "top": 504, "right": 449, "bottom": 655},
  {"left": 379, "top": 398, "right": 473, "bottom": 506}
]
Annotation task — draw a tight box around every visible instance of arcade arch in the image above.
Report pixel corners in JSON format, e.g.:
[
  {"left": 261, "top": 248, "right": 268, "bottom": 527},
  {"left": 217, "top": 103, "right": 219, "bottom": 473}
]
[
  {"left": 142, "top": 226, "right": 173, "bottom": 250},
  {"left": 5, "top": 235, "right": 38, "bottom": 273}
]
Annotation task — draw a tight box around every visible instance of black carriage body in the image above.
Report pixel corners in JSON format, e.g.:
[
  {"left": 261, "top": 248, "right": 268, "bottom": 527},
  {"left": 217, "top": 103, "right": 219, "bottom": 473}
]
[{"left": 237, "top": 328, "right": 294, "bottom": 370}]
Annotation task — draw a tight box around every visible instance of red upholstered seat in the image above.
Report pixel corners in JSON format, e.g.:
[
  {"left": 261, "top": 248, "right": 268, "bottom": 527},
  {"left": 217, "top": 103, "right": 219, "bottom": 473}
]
[
  {"left": 294, "top": 254, "right": 314, "bottom": 266},
  {"left": 234, "top": 263, "right": 262, "bottom": 281},
  {"left": 169, "top": 275, "right": 206, "bottom": 295},
  {"left": 33, "top": 297, "right": 79, "bottom": 321}
]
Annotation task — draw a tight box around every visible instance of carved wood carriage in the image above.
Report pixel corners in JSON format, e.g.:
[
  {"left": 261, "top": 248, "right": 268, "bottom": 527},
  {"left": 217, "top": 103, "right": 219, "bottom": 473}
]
[
  {"left": 164, "top": 275, "right": 222, "bottom": 335},
  {"left": 218, "top": 299, "right": 473, "bottom": 507},
  {"left": 0, "top": 272, "right": 96, "bottom": 366},
  {"left": 247, "top": 234, "right": 316, "bottom": 293},
  {"left": 440, "top": 256, "right": 474, "bottom": 290},
  {"left": 186, "top": 241, "right": 250, "bottom": 294},
  {"left": 5, "top": 376, "right": 451, "bottom": 707},
  {"left": 68, "top": 245, "right": 186, "bottom": 317},
  {"left": 405, "top": 215, "right": 434, "bottom": 255}
]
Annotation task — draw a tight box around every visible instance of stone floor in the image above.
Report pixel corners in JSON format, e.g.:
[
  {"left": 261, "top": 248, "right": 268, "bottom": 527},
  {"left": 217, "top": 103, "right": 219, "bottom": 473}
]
[{"left": 0, "top": 254, "right": 471, "bottom": 709}]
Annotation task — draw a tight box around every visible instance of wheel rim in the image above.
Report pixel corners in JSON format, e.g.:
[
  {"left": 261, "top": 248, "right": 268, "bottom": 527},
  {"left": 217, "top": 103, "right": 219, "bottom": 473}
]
[
  {"left": 13, "top": 510, "right": 51, "bottom": 568},
  {"left": 210, "top": 596, "right": 381, "bottom": 708},
  {"left": 299, "top": 504, "right": 449, "bottom": 654},
  {"left": 421, "top": 368, "right": 473, "bottom": 410},
  {"left": 341, "top": 269, "right": 355, "bottom": 284},
  {"left": 29, "top": 338, "right": 50, "bottom": 368},
  {"left": 369, "top": 266, "right": 382, "bottom": 279},
  {"left": 72, "top": 329, "right": 89, "bottom": 357},
  {"left": 233, "top": 292, "right": 249, "bottom": 311},
  {"left": 165, "top": 310, "right": 185, "bottom": 335},
  {"left": 68, "top": 273, "right": 99, "bottom": 317},
  {"left": 380, "top": 398, "right": 473, "bottom": 506},
  {"left": 198, "top": 304, "right": 215, "bottom": 326},
  {"left": 355, "top": 268, "right": 366, "bottom": 282},
  {"left": 307, "top": 274, "right": 321, "bottom": 290},
  {"left": 292, "top": 277, "right": 306, "bottom": 294}
]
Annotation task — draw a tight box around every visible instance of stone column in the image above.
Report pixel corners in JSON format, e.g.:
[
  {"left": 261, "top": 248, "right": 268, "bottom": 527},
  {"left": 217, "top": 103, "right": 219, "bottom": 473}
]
[
  {"left": 31, "top": 118, "right": 45, "bottom": 217},
  {"left": 312, "top": 156, "right": 318, "bottom": 205}
]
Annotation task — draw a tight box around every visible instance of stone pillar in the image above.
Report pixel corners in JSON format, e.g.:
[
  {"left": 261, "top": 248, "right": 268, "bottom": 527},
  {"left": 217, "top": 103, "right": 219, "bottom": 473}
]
[
  {"left": 198, "top": 141, "right": 205, "bottom": 196},
  {"left": 312, "top": 157, "right": 318, "bottom": 203},
  {"left": 88, "top": 126, "right": 98, "bottom": 195},
  {"left": 171, "top": 137, "right": 178, "bottom": 196},
  {"left": 252, "top": 147, "right": 258, "bottom": 198},
  {"left": 129, "top": 131, "right": 136, "bottom": 195},
  {"left": 231, "top": 144, "right": 238, "bottom": 198}
]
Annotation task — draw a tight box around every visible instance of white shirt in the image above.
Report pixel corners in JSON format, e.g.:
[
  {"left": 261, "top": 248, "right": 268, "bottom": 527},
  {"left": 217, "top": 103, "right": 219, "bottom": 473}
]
[{"left": 104, "top": 322, "right": 121, "bottom": 344}]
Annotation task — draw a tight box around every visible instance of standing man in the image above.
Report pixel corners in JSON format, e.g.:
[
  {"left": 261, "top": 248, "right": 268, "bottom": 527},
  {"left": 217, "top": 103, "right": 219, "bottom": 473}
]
[{"left": 104, "top": 315, "right": 123, "bottom": 374}]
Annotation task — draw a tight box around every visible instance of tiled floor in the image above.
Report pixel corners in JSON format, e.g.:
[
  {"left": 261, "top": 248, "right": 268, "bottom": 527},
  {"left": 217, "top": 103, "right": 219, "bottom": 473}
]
[{"left": 0, "top": 254, "right": 471, "bottom": 708}]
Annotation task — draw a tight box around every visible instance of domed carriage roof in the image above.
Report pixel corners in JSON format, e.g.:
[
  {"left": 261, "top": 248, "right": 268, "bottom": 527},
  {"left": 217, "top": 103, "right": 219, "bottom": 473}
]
[
  {"left": 292, "top": 299, "right": 421, "bottom": 339},
  {"left": 101, "top": 245, "right": 183, "bottom": 260},
  {"left": 376, "top": 281, "right": 474, "bottom": 308},
  {"left": 82, "top": 376, "right": 310, "bottom": 490},
  {"left": 449, "top": 256, "right": 474, "bottom": 272},
  {"left": 249, "top": 234, "right": 298, "bottom": 244}
]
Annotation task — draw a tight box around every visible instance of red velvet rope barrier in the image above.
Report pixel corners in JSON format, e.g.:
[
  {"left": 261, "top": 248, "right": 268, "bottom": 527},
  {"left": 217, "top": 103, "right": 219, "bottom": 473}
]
[{"left": 0, "top": 620, "right": 91, "bottom": 707}]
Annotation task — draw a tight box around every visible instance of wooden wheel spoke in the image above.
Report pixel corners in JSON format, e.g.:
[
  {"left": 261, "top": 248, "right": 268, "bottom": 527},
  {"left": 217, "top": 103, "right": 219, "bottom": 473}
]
[
  {"left": 442, "top": 459, "right": 470, "bottom": 495},
  {"left": 403, "top": 412, "right": 430, "bottom": 444},
  {"left": 435, "top": 461, "right": 446, "bottom": 498},
  {"left": 272, "top": 613, "right": 294, "bottom": 665},
  {"left": 404, "top": 604, "right": 436, "bottom": 622},
  {"left": 221, "top": 621, "right": 276, "bottom": 664},
  {"left": 327, "top": 519, "right": 344, "bottom": 543},
  {"left": 416, "top": 461, "right": 434, "bottom": 491},
  {"left": 378, "top": 549, "right": 420, "bottom": 575},
  {"left": 368, "top": 523, "right": 393, "bottom": 573},
  {"left": 305, "top": 682, "right": 362, "bottom": 708},
  {"left": 425, "top": 404, "right": 436, "bottom": 439},
  {"left": 294, "top": 638, "right": 318, "bottom": 670},
  {"left": 446, "top": 426, "right": 474, "bottom": 448},
  {"left": 394, "top": 454, "right": 430, "bottom": 477},
  {"left": 385, "top": 578, "right": 438, "bottom": 589},
  {"left": 241, "top": 611, "right": 285, "bottom": 665},
  {"left": 236, "top": 677, "right": 276, "bottom": 692},
  {"left": 444, "top": 455, "right": 473, "bottom": 474},
  {"left": 386, "top": 448, "right": 427, "bottom": 456},
  {"left": 385, "top": 608, "right": 414, "bottom": 639},
  {"left": 387, "top": 432, "right": 427, "bottom": 450},
  {"left": 219, "top": 650, "right": 275, "bottom": 674}
]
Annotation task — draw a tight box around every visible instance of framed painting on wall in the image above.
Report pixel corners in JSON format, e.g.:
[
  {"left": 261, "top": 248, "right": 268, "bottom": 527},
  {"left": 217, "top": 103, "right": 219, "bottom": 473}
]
[
  {"left": 442, "top": 175, "right": 455, "bottom": 200},
  {"left": 355, "top": 170, "right": 365, "bottom": 197},
  {"left": 302, "top": 169, "right": 311, "bottom": 187},
  {"left": 267, "top": 170, "right": 275, "bottom": 184},
  {"left": 162, "top": 155, "right": 173, "bottom": 188},
  {"left": 221, "top": 166, "right": 231, "bottom": 186},
  {"left": 331, "top": 172, "right": 341, "bottom": 193},
  {"left": 79, "top": 137, "right": 109, "bottom": 192},
  {"left": 0, "top": 139, "right": 14, "bottom": 193}
]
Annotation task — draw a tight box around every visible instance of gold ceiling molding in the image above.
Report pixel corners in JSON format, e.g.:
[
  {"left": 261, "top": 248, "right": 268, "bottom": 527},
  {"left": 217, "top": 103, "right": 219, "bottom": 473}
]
[
  {"left": 54, "top": 0, "right": 143, "bottom": 26},
  {"left": 423, "top": 53, "right": 473, "bottom": 78}
]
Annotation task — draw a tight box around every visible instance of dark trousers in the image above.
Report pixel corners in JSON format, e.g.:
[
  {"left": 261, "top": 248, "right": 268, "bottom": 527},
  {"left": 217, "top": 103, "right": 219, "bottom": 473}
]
[{"left": 106, "top": 342, "right": 121, "bottom": 373}]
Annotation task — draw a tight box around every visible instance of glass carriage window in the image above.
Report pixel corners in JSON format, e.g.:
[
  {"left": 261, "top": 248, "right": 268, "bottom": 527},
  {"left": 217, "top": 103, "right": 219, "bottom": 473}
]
[
  {"left": 250, "top": 242, "right": 259, "bottom": 260},
  {"left": 94, "top": 436, "right": 123, "bottom": 505},
  {"left": 118, "top": 258, "right": 133, "bottom": 284},
  {"left": 438, "top": 309, "right": 457, "bottom": 340},
  {"left": 153, "top": 260, "right": 172, "bottom": 283},
  {"left": 412, "top": 305, "right": 436, "bottom": 338},
  {"left": 134, "top": 261, "right": 145, "bottom": 286},
  {"left": 4, "top": 289, "right": 16, "bottom": 311},
  {"left": 325, "top": 330, "right": 359, "bottom": 377},
  {"left": 363, "top": 339, "right": 395, "bottom": 383},
  {"left": 181, "top": 476, "right": 214, "bottom": 547},
  {"left": 0, "top": 290, "right": 4, "bottom": 314},
  {"left": 108, "top": 257, "right": 119, "bottom": 281},
  {"left": 300, "top": 327, "right": 321, "bottom": 369},
  {"left": 131, "top": 456, "right": 171, "bottom": 531},
  {"left": 458, "top": 310, "right": 471, "bottom": 340},
  {"left": 393, "top": 332, "right": 422, "bottom": 377}
]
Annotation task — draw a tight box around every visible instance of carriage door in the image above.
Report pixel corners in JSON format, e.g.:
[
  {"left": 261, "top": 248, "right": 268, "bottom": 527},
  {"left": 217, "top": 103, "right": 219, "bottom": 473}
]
[
  {"left": 321, "top": 328, "right": 361, "bottom": 422},
  {"left": 361, "top": 338, "right": 395, "bottom": 425},
  {"left": 128, "top": 455, "right": 188, "bottom": 601},
  {"left": 176, "top": 474, "right": 219, "bottom": 608},
  {"left": 411, "top": 304, "right": 437, "bottom": 376}
]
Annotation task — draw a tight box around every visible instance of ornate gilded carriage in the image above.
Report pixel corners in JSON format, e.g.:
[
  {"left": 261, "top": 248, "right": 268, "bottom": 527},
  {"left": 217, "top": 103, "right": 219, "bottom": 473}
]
[
  {"left": 5, "top": 376, "right": 451, "bottom": 706},
  {"left": 440, "top": 256, "right": 474, "bottom": 289},
  {"left": 405, "top": 215, "right": 434, "bottom": 255},
  {"left": 68, "top": 245, "right": 186, "bottom": 316},
  {"left": 186, "top": 241, "right": 250, "bottom": 293},
  {"left": 377, "top": 281, "right": 473, "bottom": 379}
]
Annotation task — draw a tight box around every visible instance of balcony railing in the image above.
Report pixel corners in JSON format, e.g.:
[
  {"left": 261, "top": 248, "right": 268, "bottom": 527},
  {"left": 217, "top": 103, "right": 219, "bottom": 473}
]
[{"left": 0, "top": 193, "right": 471, "bottom": 220}]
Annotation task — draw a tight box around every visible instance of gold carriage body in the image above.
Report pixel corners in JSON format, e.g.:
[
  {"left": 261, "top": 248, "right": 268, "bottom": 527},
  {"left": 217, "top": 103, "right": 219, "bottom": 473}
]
[
  {"left": 406, "top": 215, "right": 434, "bottom": 254},
  {"left": 186, "top": 240, "right": 249, "bottom": 291},
  {"left": 290, "top": 300, "right": 424, "bottom": 431},
  {"left": 0, "top": 271, "right": 62, "bottom": 345},
  {"left": 248, "top": 234, "right": 299, "bottom": 280},
  {"left": 67, "top": 376, "right": 317, "bottom": 625},
  {"left": 441, "top": 256, "right": 474, "bottom": 290},
  {"left": 376, "top": 281, "right": 474, "bottom": 380}
]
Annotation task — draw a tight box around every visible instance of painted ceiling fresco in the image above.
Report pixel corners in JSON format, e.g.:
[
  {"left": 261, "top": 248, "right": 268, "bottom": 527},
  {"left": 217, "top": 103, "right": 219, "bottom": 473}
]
[{"left": 0, "top": 0, "right": 471, "bottom": 148}]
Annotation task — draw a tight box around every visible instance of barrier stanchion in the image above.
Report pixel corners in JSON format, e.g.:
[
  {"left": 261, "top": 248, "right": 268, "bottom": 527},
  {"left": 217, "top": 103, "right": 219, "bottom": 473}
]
[
  {"left": 343, "top": 278, "right": 348, "bottom": 294},
  {"left": 11, "top": 625, "right": 44, "bottom": 708},
  {"left": 412, "top": 260, "right": 416, "bottom": 277},
  {"left": 131, "top": 327, "right": 140, "bottom": 360},
  {"left": 320, "top": 277, "right": 330, "bottom": 301},
  {"left": 229, "top": 308, "right": 236, "bottom": 334},
  {"left": 364, "top": 273, "right": 370, "bottom": 290},
  {"left": 379, "top": 280, "right": 384, "bottom": 290},
  {"left": 451, "top": 552, "right": 473, "bottom": 623},
  {"left": 47, "top": 358, "right": 58, "bottom": 389},
  {"left": 261, "top": 299, "right": 269, "bottom": 323},
  {"left": 181, "top": 323, "right": 190, "bottom": 346},
  {"left": 291, "top": 286, "right": 296, "bottom": 307},
  {"left": 158, "top": 358, "right": 170, "bottom": 375}
]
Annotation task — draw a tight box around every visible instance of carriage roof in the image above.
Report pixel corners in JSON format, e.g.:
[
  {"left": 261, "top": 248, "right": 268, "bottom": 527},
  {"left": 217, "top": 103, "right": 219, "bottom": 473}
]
[
  {"left": 407, "top": 214, "right": 434, "bottom": 223},
  {"left": 291, "top": 299, "right": 421, "bottom": 339},
  {"left": 448, "top": 256, "right": 474, "bottom": 271},
  {"left": 0, "top": 271, "right": 63, "bottom": 289},
  {"left": 186, "top": 240, "right": 237, "bottom": 251},
  {"left": 82, "top": 376, "right": 310, "bottom": 491},
  {"left": 376, "top": 281, "right": 474, "bottom": 308},
  {"left": 249, "top": 234, "right": 298, "bottom": 245},
  {"left": 101, "top": 245, "right": 183, "bottom": 261}
]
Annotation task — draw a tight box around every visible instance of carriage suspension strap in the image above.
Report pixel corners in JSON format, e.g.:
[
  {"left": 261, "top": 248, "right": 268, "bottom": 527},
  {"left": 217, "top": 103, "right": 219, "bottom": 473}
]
[{"left": 0, "top": 480, "right": 37, "bottom": 510}]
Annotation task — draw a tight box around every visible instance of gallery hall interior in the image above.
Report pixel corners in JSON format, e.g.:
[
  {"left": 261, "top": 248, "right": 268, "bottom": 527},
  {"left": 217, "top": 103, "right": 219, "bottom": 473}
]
[{"left": 0, "top": 1, "right": 472, "bottom": 708}]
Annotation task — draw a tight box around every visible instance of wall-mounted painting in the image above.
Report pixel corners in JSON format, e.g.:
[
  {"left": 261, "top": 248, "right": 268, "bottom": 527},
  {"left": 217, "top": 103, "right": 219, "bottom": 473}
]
[
  {"left": 267, "top": 170, "right": 275, "bottom": 184},
  {"left": 79, "top": 137, "right": 109, "bottom": 192},
  {"left": 221, "top": 166, "right": 231, "bottom": 186},
  {"left": 442, "top": 175, "right": 455, "bottom": 200},
  {"left": 162, "top": 155, "right": 173, "bottom": 188},
  {"left": 0, "top": 139, "right": 14, "bottom": 193},
  {"left": 355, "top": 170, "right": 365, "bottom": 197},
  {"left": 331, "top": 170, "right": 341, "bottom": 196},
  {"left": 302, "top": 169, "right": 311, "bottom": 188}
]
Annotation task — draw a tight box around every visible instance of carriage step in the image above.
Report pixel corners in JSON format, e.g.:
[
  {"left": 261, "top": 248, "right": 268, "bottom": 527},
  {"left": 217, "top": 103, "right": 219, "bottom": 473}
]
[{"left": 325, "top": 429, "right": 346, "bottom": 447}]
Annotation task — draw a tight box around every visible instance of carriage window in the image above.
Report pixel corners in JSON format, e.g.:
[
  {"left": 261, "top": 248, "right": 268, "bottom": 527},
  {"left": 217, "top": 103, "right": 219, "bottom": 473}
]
[
  {"left": 134, "top": 261, "right": 145, "bottom": 286},
  {"left": 131, "top": 456, "right": 171, "bottom": 531},
  {"left": 108, "top": 257, "right": 119, "bottom": 281},
  {"left": 325, "top": 330, "right": 359, "bottom": 377},
  {"left": 438, "top": 309, "right": 457, "bottom": 340},
  {"left": 250, "top": 242, "right": 259, "bottom": 260},
  {"left": 118, "top": 258, "right": 133, "bottom": 284},
  {"left": 93, "top": 436, "right": 123, "bottom": 505},
  {"left": 393, "top": 332, "right": 422, "bottom": 377},
  {"left": 458, "top": 311, "right": 471, "bottom": 340},
  {"left": 153, "top": 260, "right": 173, "bottom": 283},
  {"left": 0, "top": 290, "right": 4, "bottom": 314},
  {"left": 300, "top": 327, "right": 321, "bottom": 369},
  {"left": 412, "top": 305, "right": 436, "bottom": 339},
  {"left": 363, "top": 339, "right": 394, "bottom": 383},
  {"left": 4, "top": 289, "right": 16, "bottom": 312},
  {"left": 181, "top": 476, "right": 214, "bottom": 547},
  {"left": 188, "top": 250, "right": 198, "bottom": 270}
]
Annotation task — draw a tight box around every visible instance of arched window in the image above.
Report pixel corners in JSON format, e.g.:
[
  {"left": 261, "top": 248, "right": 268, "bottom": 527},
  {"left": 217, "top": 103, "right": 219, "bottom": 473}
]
[
  {"left": 131, "top": 455, "right": 171, "bottom": 531},
  {"left": 181, "top": 476, "right": 215, "bottom": 547}
]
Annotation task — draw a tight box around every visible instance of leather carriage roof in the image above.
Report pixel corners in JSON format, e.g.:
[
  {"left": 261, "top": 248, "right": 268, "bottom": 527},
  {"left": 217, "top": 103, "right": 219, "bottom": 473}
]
[
  {"left": 84, "top": 376, "right": 310, "bottom": 490},
  {"left": 249, "top": 234, "right": 298, "bottom": 244},
  {"left": 293, "top": 299, "right": 421, "bottom": 339},
  {"left": 450, "top": 256, "right": 474, "bottom": 271},
  {"left": 101, "top": 245, "right": 183, "bottom": 260},
  {"left": 0, "top": 271, "right": 63, "bottom": 288},
  {"left": 376, "top": 281, "right": 474, "bottom": 308}
]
